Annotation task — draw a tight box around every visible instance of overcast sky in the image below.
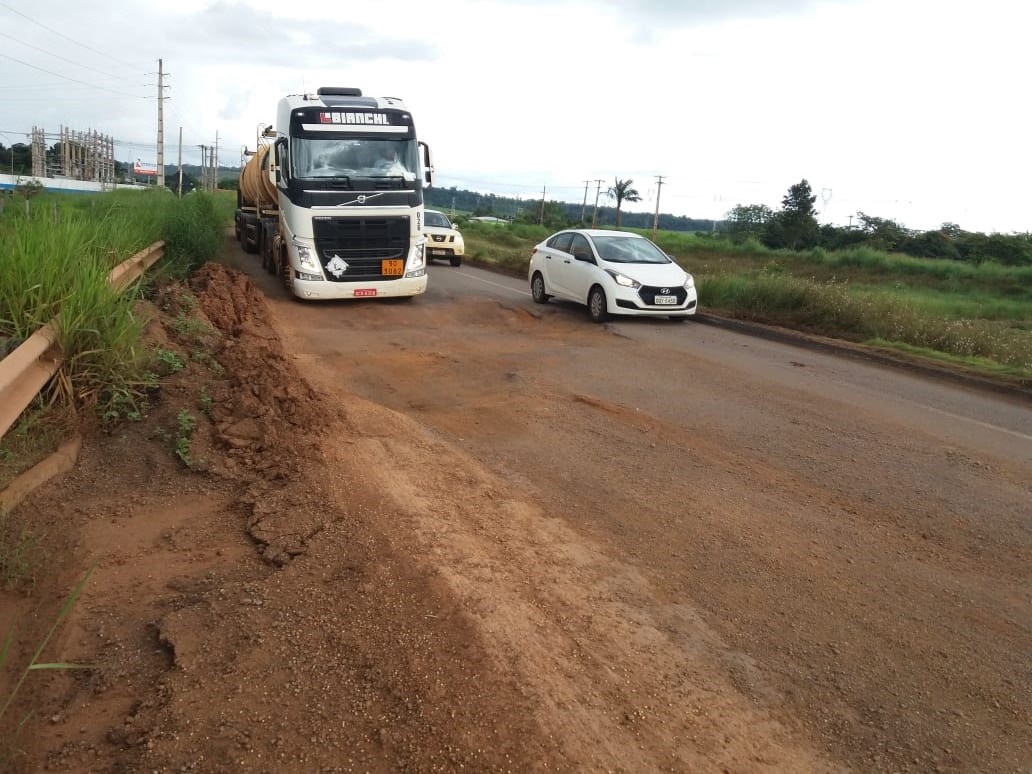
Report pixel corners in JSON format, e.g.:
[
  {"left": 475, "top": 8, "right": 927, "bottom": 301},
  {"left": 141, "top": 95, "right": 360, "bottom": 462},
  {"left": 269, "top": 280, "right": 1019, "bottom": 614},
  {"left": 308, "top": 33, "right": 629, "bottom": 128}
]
[{"left": 1, "top": 0, "right": 1028, "bottom": 233}]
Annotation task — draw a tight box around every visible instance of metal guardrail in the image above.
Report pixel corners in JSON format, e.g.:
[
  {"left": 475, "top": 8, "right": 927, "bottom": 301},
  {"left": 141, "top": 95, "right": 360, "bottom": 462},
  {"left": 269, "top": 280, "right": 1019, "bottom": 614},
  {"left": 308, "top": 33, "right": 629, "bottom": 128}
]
[{"left": 0, "top": 241, "right": 165, "bottom": 440}]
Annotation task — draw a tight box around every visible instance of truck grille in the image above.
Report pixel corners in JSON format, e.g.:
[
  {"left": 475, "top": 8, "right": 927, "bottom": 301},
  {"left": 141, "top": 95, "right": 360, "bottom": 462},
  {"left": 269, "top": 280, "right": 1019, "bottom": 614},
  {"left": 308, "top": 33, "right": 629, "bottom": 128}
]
[{"left": 312, "top": 216, "right": 410, "bottom": 282}]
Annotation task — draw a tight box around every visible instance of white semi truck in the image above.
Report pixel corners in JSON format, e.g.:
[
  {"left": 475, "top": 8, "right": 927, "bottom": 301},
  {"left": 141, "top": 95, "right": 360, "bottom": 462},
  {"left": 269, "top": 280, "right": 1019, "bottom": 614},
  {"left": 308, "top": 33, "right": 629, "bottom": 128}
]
[{"left": 235, "top": 87, "right": 434, "bottom": 300}]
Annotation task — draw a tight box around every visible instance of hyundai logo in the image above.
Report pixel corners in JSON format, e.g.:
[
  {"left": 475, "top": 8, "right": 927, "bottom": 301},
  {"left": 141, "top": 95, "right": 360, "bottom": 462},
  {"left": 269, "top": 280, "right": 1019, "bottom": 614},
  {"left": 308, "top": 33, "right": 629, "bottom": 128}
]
[{"left": 661, "top": 287, "right": 670, "bottom": 294}]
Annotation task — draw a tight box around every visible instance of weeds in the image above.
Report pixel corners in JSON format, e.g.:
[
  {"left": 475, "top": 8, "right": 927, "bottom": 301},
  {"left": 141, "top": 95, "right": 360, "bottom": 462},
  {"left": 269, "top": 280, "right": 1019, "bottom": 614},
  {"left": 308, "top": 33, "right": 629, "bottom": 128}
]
[
  {"left": 198, "top": 386, "right": 213, "bottom": 418},
  {"left": 0, "top": 564, "right": 95, "bottom": 750},
  {"left": 154, "top": 348, "right": 185, "bottom": 374},
  {"left": 174, "top": 409, "right": 197, "bottom": 469},
  {"left": 0, "top": 511, "right": 43, "bottom": 589}
]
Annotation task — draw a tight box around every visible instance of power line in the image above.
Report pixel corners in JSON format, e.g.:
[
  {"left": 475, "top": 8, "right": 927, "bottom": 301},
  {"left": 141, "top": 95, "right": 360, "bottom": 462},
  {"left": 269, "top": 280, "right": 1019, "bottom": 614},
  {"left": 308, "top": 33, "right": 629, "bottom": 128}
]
[
  {"left": 0, "top": 30, "right": 139, "bottom": 82},
  {"left": 0, "top": 53, "right": 147, "bottom": 99},
  {"left": 0, "top": 1, "right": 144, "bottom": 70}
]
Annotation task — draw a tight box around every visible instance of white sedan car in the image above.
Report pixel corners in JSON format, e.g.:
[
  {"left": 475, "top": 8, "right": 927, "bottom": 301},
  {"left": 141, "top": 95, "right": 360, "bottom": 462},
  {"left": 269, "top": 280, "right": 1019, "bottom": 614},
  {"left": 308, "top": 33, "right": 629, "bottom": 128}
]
[{"left": 528, "top": 229, "right": 698, "bottom": 322}]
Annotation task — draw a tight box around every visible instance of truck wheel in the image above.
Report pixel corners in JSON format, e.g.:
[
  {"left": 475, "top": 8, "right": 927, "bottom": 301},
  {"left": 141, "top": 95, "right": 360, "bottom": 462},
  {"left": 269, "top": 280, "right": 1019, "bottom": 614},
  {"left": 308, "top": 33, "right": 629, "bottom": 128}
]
[
  {"left": 279, "top": 248, "right": 292, "bottom": 291},
  {"left": 449, "top": 255, "right": 462, "bottom": 267},
  {"left": 261, "top": 238, "right": 273, "bottom": 274}
]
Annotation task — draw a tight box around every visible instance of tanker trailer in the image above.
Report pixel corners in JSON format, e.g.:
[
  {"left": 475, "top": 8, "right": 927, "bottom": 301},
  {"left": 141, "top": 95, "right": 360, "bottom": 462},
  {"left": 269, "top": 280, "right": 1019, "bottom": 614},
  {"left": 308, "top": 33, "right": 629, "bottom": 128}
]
[{"left": 235, "top": 143, "right": 278, "bottom": 266}]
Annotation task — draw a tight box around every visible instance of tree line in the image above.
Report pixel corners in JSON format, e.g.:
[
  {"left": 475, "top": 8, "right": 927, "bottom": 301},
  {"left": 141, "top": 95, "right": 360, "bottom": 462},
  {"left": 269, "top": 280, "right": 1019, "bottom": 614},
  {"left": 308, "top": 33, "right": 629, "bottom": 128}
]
[
  {"left": 726, "top": 179, "right": 1032, "bottom": 266},
  {"left": 428, "top": 176, "right": 1031, "bottom": 266}
]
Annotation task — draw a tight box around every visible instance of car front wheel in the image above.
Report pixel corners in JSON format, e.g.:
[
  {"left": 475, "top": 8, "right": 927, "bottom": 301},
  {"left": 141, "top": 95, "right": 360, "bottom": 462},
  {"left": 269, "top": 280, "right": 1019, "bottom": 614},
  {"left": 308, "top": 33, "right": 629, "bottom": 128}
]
[
  {"left": 450, "top": 255, "right": 462, "bottom": 267},
  {"left": 531, "top": 272, "right": 551, "bottom": 304},
  {"left": 588, "top": 286, "right": 608, "bottom": 323}
]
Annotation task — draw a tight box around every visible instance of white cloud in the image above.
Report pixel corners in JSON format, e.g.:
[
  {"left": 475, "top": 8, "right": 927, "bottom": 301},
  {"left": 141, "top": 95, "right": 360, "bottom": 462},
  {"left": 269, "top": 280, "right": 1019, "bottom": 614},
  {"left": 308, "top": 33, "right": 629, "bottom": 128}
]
[{"left": 0, "top": 0, "right": 1028, "bottom": 233}]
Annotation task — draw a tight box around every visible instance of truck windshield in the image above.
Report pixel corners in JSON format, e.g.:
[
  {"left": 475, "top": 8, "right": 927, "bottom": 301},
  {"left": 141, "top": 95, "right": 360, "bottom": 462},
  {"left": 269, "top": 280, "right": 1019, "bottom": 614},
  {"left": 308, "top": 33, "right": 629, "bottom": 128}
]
[{"left": 291, "top": 138, "right": 419, "bottom": 181}]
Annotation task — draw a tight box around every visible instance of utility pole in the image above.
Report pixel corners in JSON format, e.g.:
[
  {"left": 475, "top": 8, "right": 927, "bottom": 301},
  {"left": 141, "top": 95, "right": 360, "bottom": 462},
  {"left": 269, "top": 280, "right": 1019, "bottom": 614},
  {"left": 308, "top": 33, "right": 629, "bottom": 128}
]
[
  {"left": 651, "top": 175, "right": 666, "bottom": 241},
  {"left": 590, "top": 179, "right": 604, "bottom": 228},
  {"left": 213, "top": 130, "right": 220, "bottom": 191},
  {"left": 539, "top": 184, "right": 546, "bottom": 225},
  {"left": 177, "top": 127, "right": 183, "bottom": 197},
  {"left": 580, "top": 180, "right": 591, "bottom": 224},
  {"left": 198, "top": 145, "right": 207, "bottom": 192},
  {"left": 156, "top": 58, "right": 167, "bottom": 188}
]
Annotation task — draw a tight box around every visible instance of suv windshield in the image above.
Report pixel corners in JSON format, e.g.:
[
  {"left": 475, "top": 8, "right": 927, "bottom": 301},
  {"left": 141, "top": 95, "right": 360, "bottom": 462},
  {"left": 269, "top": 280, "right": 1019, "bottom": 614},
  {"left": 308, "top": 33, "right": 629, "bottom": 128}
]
[
  {"left": 424, "top": 211, "right": 451, "bottom": 228},
  {"left": 591, "top": 236, "right": 670, "bottom": 264},
  {"left": 291, "top": 137, "right": 419, "bottom": 181}
]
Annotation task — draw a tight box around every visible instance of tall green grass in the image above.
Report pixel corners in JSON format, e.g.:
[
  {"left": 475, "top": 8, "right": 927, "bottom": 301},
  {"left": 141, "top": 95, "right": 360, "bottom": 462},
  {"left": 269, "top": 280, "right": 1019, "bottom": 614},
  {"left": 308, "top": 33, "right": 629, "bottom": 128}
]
[
  {"left": 699, "top": 272, "right": 1032, "bottom": 375},
  {"left": 0, "top": 189, "right": 229, "bottom": 412}
]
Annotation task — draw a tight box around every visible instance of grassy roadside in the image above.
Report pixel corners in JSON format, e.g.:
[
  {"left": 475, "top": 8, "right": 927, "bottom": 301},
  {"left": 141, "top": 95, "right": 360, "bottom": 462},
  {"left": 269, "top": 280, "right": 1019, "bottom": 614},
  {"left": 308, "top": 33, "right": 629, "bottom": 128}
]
[
  {"left": 0, "top": 188, "right": 234, "bottom": 526},
  {"left": 459, "top": 221, "right": 1032, "bottom": 384}
]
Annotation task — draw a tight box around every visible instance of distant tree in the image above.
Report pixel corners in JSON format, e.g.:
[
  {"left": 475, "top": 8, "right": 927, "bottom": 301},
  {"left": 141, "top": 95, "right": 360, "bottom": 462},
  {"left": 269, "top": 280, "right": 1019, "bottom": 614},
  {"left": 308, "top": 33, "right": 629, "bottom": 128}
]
[
  {"left": 899, "top": 230, "right": 960, "bottom": 260},
  {"left": 856, "top": 212, "right": 909, "bottom": 251},
  {"left": 725, "top": 204, "right": 773, "bottom": 241},
  {"left": 0, "top": 143, "right": 33, "bottom": 176},
  {"left": 762, "top": 179, "right": 819, "bottom": 250},
  {"left": 817, "top": 223, "right": 868, "bottom": 250},
  {"left": 782, "top": 179, "right": 818, "bottom": 218},
  {"left": 606, "top": 178, "right": 641, "bottom": 228}
]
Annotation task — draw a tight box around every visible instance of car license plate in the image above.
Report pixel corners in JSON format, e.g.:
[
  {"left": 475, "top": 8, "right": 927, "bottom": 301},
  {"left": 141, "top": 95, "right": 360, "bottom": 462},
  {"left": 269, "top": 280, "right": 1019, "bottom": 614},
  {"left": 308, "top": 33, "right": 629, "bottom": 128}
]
[
  {"left": 381, "top": 259, "right": 404, "bottom": 276},
  {"left": 354, "top": 288, "right": 377, "bottom": 297},
  {"left": 431, "top": 249, "right": 447, "bottom": 256},
  {"left": 654, "top": 295, "right": 676, "bottom": 305}
]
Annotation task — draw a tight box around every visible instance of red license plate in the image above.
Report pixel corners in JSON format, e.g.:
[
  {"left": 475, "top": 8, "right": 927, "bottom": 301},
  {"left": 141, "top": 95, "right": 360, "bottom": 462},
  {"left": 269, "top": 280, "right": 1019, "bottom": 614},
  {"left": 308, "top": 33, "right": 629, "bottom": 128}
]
[{"left": 354, "top": 288, "right": 377, "bottom": 297}]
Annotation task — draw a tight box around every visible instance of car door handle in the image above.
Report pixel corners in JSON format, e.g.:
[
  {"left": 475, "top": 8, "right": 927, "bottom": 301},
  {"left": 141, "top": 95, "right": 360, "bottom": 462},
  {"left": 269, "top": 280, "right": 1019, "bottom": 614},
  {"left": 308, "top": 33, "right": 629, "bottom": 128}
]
[{"left": 563, "top": 259, "right": 571, "bottom": 264}]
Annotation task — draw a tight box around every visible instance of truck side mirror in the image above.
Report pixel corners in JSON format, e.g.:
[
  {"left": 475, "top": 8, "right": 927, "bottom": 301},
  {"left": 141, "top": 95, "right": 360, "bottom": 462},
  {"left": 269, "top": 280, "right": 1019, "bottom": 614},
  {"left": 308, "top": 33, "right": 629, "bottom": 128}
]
[
  {"left": 419, "top": 141, "right": 434, "bottom": 187},
  {"left": 274, "top": 138, "right": 288, "bottom": 186}
]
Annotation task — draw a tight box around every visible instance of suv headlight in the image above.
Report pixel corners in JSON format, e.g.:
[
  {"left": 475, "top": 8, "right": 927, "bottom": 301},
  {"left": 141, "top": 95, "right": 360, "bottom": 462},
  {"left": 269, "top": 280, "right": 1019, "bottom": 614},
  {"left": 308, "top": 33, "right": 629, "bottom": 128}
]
[{"left": 605, "top": 269, "right": 641, "bottom": 289}]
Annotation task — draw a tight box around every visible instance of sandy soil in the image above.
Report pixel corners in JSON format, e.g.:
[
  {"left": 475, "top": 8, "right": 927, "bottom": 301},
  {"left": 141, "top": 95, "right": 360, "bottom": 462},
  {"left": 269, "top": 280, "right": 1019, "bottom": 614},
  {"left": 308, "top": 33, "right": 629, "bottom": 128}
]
[{"left": 0, "top": 257, "right": 1028, "bottom": 773}]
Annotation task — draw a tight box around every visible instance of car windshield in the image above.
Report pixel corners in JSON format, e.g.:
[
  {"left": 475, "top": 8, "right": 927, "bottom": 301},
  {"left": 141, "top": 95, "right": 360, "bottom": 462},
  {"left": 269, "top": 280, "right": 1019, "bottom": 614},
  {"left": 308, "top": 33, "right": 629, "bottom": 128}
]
[
  {"left": 291, "top": 137, "right": 419, "bottom": 181},
  {"left": 424, "top": 211, "right": 451, "bottom": 228},
  {"left": 590, "top": 235, "right": 671, "bottom": 264}
]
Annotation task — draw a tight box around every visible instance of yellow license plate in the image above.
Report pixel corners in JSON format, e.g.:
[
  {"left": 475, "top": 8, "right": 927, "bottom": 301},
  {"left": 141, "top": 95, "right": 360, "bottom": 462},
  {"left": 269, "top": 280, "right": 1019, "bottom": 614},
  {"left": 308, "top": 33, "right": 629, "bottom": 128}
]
[{"left": 381, "top": 259, "right": 404, "bottom": 276}]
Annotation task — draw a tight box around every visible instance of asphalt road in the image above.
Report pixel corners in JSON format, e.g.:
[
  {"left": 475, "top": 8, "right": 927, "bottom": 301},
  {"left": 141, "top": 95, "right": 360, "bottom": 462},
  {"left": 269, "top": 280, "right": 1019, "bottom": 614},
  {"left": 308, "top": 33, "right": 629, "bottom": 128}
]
[{"left": 432, "top": 261, "right": 1032, "bottom": 461}]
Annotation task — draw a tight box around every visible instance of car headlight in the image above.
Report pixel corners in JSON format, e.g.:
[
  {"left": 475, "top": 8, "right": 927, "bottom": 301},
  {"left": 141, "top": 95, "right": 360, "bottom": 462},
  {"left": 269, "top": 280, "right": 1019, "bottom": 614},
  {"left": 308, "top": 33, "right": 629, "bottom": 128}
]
[
  {"left": 683, "top": 274, "right": 695, "bottom": 289},
  {"left": 292, "top": 239, "right": 320, "bottom": 272},
  {"left": 605, "top": 269, "right": 641, "bottom": 289}
]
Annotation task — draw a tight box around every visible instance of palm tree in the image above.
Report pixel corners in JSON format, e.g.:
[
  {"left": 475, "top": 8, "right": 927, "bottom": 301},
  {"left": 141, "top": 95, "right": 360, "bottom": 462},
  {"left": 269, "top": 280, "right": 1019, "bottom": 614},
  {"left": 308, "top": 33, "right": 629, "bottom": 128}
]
[{"left": 606, "top": 178, "right": 641, "bottom": 228}]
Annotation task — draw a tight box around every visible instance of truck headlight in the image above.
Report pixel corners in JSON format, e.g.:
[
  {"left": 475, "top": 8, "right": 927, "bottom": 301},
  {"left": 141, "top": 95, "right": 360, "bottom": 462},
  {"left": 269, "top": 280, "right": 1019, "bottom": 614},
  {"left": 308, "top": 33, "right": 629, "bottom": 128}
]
[
  {"left": 410, "top": 243, "right": 425, "bottom": 270},
  {"left": 292, "top": 238, "right": 320, "bottom": 272}
]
